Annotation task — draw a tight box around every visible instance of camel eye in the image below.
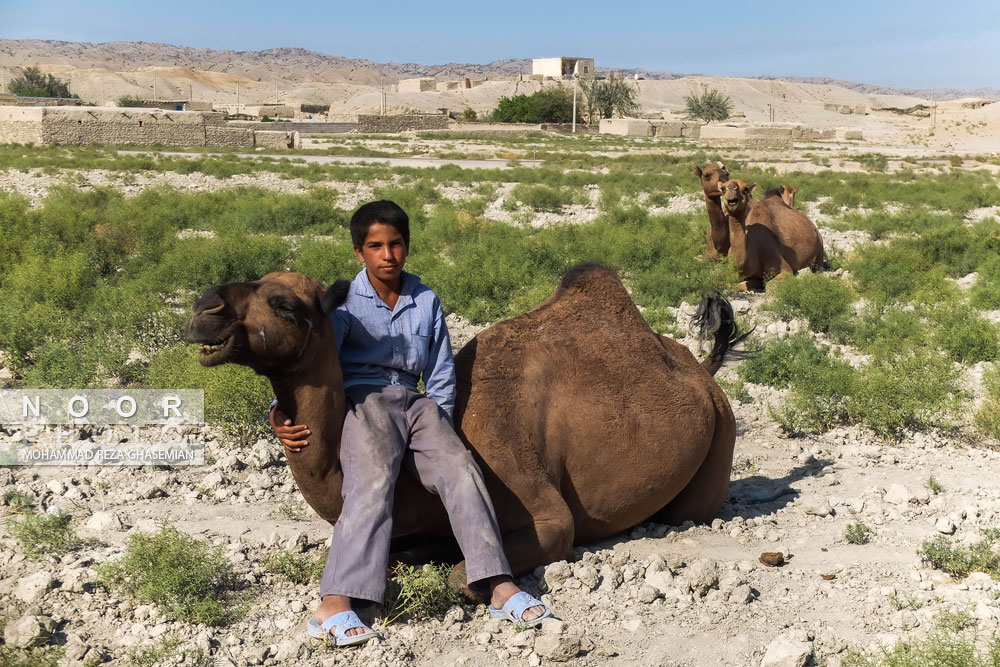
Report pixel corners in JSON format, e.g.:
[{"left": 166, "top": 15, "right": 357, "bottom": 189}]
[{"left": 268, "top": 296, "right": 300, "bottom": 323}]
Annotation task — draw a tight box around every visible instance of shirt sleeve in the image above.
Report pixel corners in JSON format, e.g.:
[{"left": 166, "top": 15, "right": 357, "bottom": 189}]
[
  {"left": 331, "top": 305, "right": 351, "bottom": 353},
  {"left": 422, "top": 296, "right": 457, "bottom": 418}
]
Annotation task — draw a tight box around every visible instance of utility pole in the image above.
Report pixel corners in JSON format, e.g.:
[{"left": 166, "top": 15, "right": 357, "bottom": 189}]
[
  {"left": 571, "top": 60, "right": 580, "bottom": 133},
  {"left": 380, "top": 76, "right": 386, "bottom": 116},
  {"left": 189, "top": 84, "right": 192, "bottom": 102}
]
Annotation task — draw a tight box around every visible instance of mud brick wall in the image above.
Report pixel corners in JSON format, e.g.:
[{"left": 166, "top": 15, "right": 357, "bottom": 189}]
[{"left": 357, "top": 114, "right": 449, "bottom": 133}]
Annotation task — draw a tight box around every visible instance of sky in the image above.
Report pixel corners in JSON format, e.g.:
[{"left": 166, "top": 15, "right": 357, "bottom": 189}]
[{"left": 1, "top": 0, "right": 997, "bottom": 90}]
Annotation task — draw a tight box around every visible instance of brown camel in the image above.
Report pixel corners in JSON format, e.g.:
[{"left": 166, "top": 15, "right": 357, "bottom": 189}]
[
  {"left": 751, "top": 186, "right": 826, "bottom": 271},
  {"left": 185, "top": 264, "right": 740, "bottom": 593},
  {"left": 693, "top": 163, "right": 731, "bottom": 259},
  {"left": 720, "top": 179, "right": 793, "bottom": 291}
]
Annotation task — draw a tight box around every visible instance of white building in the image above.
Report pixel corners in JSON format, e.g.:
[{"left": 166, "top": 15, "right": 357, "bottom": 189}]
[{"left": 532, "top": 57, "right": 595, "bottom": 79}]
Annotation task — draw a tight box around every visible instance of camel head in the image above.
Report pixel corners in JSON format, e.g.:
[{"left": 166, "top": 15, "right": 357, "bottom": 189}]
[
  {"left": 718, "top": 179, "right": 755, "bottom": 217},
  {"left": 780, "top": 185, "right": 799, "bottom": 208},
  {"left": 692, "top": 163, "right": 730, "bottom": 198},
  {"left": 185, "top": 272, "right": 350, "bottom": 376}
]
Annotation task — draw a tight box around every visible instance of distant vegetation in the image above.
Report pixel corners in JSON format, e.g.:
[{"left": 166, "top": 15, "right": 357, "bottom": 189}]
[
  {"left": 8, "top": 65, "right": 76, "bottom": 98},
  {"left": 491, "top": 85, "right": 576, "bottom": 123},
  {"left": 684, "top": 88, "right": 733, "bottom": 122},
  {"left": 116, "top": 95, "right": 146, "bottom": 107},
  {"left": 580, "top": 75, "right": 640, "bottom": 122}
]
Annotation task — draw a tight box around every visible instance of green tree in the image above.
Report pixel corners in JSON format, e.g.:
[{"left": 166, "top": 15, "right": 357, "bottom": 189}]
[
  {"left": 684, "top": 88, "right": 733, "bottom": 122},
  {"left": 8, "top": 66, "right": 76, "bottom": 98},
  {"left": 580, "top": 76, "right": 640, "bottom": 122},
  {"left": 116, "top": 95, "right": 146, "bottom": 108},
  {"left": 491, "top": 85, "right": 576, "bottom": 123}
]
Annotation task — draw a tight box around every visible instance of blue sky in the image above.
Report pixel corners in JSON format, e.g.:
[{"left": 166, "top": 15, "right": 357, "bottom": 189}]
[{"left": 1, "top": 0, "right": 996, "bottom": 90}]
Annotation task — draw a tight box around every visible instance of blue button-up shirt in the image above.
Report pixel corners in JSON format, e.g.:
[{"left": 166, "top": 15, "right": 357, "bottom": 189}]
[{"left": 331, "top": 268, "right": 456, "bottom": 416}]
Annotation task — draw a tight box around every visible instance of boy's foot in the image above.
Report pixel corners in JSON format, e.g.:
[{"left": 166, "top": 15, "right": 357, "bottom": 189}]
[
  {"left": 490, "top": 580, "right": 546, "bottom": 622},
  {"left": 313, "top": 595, "right": 372, "bottom": 639}
]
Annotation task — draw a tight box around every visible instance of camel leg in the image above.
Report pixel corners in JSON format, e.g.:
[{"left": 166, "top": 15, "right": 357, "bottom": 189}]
[{"left": 653, "top": 393, "right": 736, "bottom": 525}]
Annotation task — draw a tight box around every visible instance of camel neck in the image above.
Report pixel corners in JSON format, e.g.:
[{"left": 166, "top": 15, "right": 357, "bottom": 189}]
[
  {"left": 726, "top": 208, "right": 748, "bottom": 263},
  {"left": 705, "top": 195, "right": 729, "bottom": 251},
  {"left": 270, "top": 348, "right": 347, "bottom": 521}
]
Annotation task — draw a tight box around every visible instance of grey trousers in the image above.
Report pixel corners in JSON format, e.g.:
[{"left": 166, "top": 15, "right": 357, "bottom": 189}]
[{"left": 319, "top": 384, "right": 512, "bottom": 603}]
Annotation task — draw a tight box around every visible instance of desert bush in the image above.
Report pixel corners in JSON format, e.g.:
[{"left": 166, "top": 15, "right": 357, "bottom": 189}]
[
  {"left": 7, "top": 505, "right": 79, "bottom": 558},
  {"left": 116, "top": 95, "right": 147, "bottom": 108},
  {"left": 854, "top": 153, "right": 889, "bottom": 173},
  {"left": 262, "top": 550, "right": 325, "bottom": 585},
  {"left": 766, "top": 273, "right": 855, "bottom": 333},
  {"left": 505, "top": 183, "right": 578, "bottom": 212},
  {"left": 97, "top": 524, "right": 244, "bottom": 626},
  {"left": 975, "top": 368, "right": 1000, "bottom": 441},
  {"left": 845, "top": 521, "right": 872, "bottom": 545},
  {"left": 140, "top": 235, "right": 290, "bottom": 295},
  {"left": 492, "top": 86, "right": 576, "bottom": 123},
  {"left": 919, "top": 529, "right": 1000, "bottom": 579},
  {"left": 683, "top": 88, "right": 733, "bottom": 122},
  {"left": 8, "top": 66, "right": 75, "bottom": 98},
  {"left": 382, "top": 563, "right": 460, "bottom": 624},
  {"left": 145, "top": 347, "right": 272, "bottom": 446},
  {"left": 289, "top": 238, "right": 359, "bottom": 285},
  {"left": 127, "top": 635, "right": 210, "bottom": 667},
  {"left": 842, "top": 613, "right": 1000, "bottom": 666},
  {"left": 737, "top": 334, "right": 842, "bottom": 390},
  {"left": 580, "top": 75, "right": 639, "bottom": 122},
  {"left": 930, "top": 304, "right": 1000, "bottom": 362},
  {"left": 462, "top": 108, "right": 478, "bottom": 122}
]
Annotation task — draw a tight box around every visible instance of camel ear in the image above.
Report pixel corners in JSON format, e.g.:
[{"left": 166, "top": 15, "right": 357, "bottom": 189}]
[
  {"left": 692, "top": 166, "right": 702, "bottom": 177},
  {"left": 719, "top": 163, "right": 726, "bottom": 170},
  {"left": 792, "top": 186, "right": 799, "bottom": 194},
  {"left": 749, "top": 183, "right": 757, "bottom": 193},
  {"left": 321, "top": 279, "right": 352, "bottom": 315}
]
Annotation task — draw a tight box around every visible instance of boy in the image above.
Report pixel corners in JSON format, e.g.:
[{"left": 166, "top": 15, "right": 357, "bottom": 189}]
[{"left": 270, "top": 200, "right": 550, "bottom": 646}]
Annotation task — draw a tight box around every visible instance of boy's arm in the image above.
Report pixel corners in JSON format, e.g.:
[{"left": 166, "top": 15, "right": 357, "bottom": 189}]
[{"left": 422, "top": 297, "right": 457, "bottom": 419}]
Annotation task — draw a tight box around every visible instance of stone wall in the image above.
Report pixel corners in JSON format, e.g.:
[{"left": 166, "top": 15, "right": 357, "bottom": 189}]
[
  {"left": 699, "top": 124, "right": 794, "bottom": 149},
  {"left": 599, "top": 118, "right": 654, "bottom": 137},
  {"left": 253, "top": 130, "right": 301, "bottom": 149},
  {"left": 357, "top": 114, "right": 449, "bottom": 133},
  {"left": 397, "top": 78, "right": 436, "bottom": 93},
  {"left": 0, "top": 107, "right": 44, "bottom": 143}
]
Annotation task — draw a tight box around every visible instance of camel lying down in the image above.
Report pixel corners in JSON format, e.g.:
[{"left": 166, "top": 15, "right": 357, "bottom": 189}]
[{"left": 185, "top": 264, "right": 742, "bottom": 595}]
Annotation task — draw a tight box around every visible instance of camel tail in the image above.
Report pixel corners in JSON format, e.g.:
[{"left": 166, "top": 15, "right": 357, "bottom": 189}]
[{"left": 691, "top": 294, "right": 751, "bottom": 376}]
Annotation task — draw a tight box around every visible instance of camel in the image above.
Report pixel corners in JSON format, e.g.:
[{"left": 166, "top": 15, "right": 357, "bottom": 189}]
[
  {"left": 185, "top": 264, "right": 741, "bottom": 594},
  {"left": 719, "top": 179, "right": 793, "bottom": 291},
  {"left": 693, "top": 164, "right": 731, "bottom": 259},
  {"left": 752, "top": 186, "right": 826, "bottom": 271}
]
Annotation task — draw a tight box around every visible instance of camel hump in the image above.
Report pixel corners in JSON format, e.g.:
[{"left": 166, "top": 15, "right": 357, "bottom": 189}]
[{"left": 557, "top": 263, "right": 625, "bottom": 295}]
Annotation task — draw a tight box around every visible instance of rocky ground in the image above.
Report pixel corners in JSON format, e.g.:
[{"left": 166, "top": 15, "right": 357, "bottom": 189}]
[{"left": 3, "top": 156, "right": 1000, "bottom": 666}]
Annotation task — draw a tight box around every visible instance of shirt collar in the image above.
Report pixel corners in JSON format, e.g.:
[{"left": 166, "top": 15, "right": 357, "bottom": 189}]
[{"left": 352, "top": 268, "right": 419, "bottom": 309}]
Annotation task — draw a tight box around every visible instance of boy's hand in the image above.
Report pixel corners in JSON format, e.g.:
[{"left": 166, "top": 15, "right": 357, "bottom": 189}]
[{"left": 269, "top": 405, "right": 311, "bottom": 453}]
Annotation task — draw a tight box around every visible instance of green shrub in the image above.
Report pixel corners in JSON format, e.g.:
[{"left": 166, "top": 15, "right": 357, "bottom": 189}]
[
  {"left": 767, "top": 273, "right": 855, "bottom": 333},
  {"left": 845, "top": 521, "right": 872, "bottom": 545},
  {"left": 6, "top": 506, "right": 79, "bottom": 558},
  {"left": 492, "top": 86, "right": 576, "bottom": 123},
  {"left": 8, "top": 66, "right": 75, "bottom": 98},
  {"left": 145, "top": 347, "right": 272, "bottom": 446},
  {"left": 927, "top": 476, "right": 944, "bottom": 495},
  {"left": 580, "top": 76, "right": 639, "bottom": 122},
  {"left": 737, "top": 334, "right": 841, "bottom": 390},
  {"left": 97, "top": 524, "right": 243, "bottom": 626},
  {"left": 262, "top": 550, "right": 325, "bottom": 585},
  {"left": 382, "top": 563, "right": 460, "bottom": 624},
  {"left": 977, "top": 368, "right": 1000, "bottom": 441},
  {"left": 843, "top": 614, "right": 1000, "bottom": 666},
  {"left": 505, "top": 184, "right": 577, "bottom": 212},
  {"left": 116, "top": 95, "right": 147, "bottom": 108},
  {"left": 854, "top": 153, "right": 889, "bottom": 173},
  {"left": 931, "top": 304, "right": 1000, "bottom": 362},
  {"left": 462, "top": 108, "right": 478, "bottom": 122},
  {"left": 919, "top": 529, "right": 1000, "bottom": 579},
  {"left": 683, "top": 88, "right": 733, "bottom": 122},
  {"left": 846, "top": 347, "right": 957, "bottom": 439}
]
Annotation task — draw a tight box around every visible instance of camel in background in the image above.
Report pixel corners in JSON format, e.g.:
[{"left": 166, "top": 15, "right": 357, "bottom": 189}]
[
  {"left": 720, "top": 179, "right": 793, "bottom": 291},
  {"left": 693, "top": 164, "right": 730, "bottom": 258},
  {"left": 754, "top": 186, "right": 826, "bottom": 271},
  {"left": 771, "top": 185, "right": 799, "bottom": 209},
  {"left": 185, "top": 264, "right": 742, "bottom": 595}
]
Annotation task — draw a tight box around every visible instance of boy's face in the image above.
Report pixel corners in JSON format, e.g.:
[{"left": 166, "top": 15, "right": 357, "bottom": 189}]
[{"left": 354, "top": 222, "right": 408, "bottom": 285}]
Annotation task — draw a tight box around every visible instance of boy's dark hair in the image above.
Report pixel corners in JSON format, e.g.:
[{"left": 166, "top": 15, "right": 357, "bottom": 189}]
[{"left": 350, "top": 200, "right": 410, "bottom": 249}]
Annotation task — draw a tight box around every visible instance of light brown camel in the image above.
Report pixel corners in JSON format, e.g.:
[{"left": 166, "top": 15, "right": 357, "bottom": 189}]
[
  {"left": 720, "top": 179, "right": 793, "bottom": 291},
  {"left": 780, "top": 185, "right": 798, "bottom": 209},
  {"left": 752, "top": 186, "right": 826, "bottom": 271},
  {"left": 693, "top": 164, "right": 731, "bottom": 259},
  {"left": 185, "top": 264, "right": 741, "bottom": 595}
]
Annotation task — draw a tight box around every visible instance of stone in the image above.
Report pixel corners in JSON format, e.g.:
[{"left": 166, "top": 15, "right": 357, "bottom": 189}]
[
  {"left": 540, "top": 619, "right": 566, "bottom": 635},
  {"left": 286, "top": 532, "right": 309, "bottom": 553},
  {"left": 251, "top": 439, "right": 279, "bottom": 469},
  {"left": 61, "top": 567, "right": 96, "bottom": 593},
  {"left": 622, "top": 617, "right": 642, "bottom": 632},
  {"left": 15, "top": 571, "right": 54, "bottom": 603},
  {"left": 249, "top": 471, "right": 275, "bottom": 490},
  {"left": 3, "top": 615, "right": 55, "bottom": 648},
  {"left": 730, "top": 583, "right": 754, "bottom": 604},
  {"left": 935, "top": 517, "right": 957, "bottom": 534},
  {"left": 202, "top": 472, "right": 227, "bottom": 488},
  {"left": 803, "top": 499, "right": 833, "bottom": 517},
  {"left": 636, "top": 584, "right": 659, "bottom": 603},
  {"left": 443, "top": 605, "right": 466, "bottom": 626},
  {"left": 685, "top": 558, "right": 720, "bottom": 596},
  {"left": 759, "top": 553, "right": 785, "bottom": 567},
  {"left": 644, "top": 569, "right": 675, "bottom": 594},
  {"left": 573, "top": 562, "right": 599, "bottom": 590},
  {"left": 510, "top": 630, "right": 534, "bottom": 648},
  {"left": 533, "top": 632, "right": 581, "bottom": 662},
  {"left": 274, "top": 638, "right": 306, "bottom": 661},
  {"left": 597, "top": 564, "right": 621, "bottom": 591},
  {"left": 760, "top": 635, "right": 812, "bottom": 667},
  {"left": 85, "top": 510, "right": 124, "bottom": 533},
  {"left": 46, "top": 479, "right": 67, "bottom": 495},
  {"left": 543, "top": 560, "right": 573, "bottom": 590},
  {"left": 139, "top": 484, "right": 167, "bottom": 499}
]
